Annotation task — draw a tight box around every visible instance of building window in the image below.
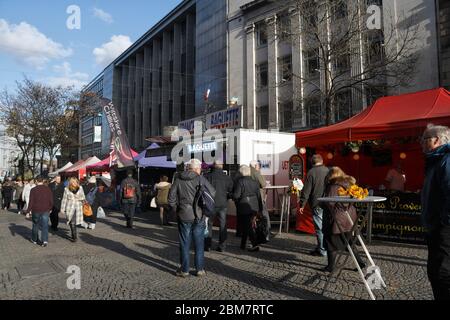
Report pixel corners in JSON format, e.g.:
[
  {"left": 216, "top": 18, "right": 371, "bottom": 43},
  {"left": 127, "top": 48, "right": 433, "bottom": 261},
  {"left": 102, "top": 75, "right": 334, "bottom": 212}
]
[
  {"left": 305, "top": 96, "right": 321, "bottom": 128},
  {"left": 334, "top": 46, "right": 350, "bottom": 73},
  {"left": 256, "top": 22, "right": 268, "bottom": 47},
  {"left": 366, "top": 86, "right": 386, "bottom": 106},
  {"left": 277, "top": 12, "right": 291, "bottom": 41},
  {"left": 366, "top": 30, "right": 385, "bottom": 65},
  {"left": 304, "top": 49, "right": 320, "bottom": 77},
  {"left": 257, "top": 105, "right": 269, "bottom": 129},
  {"left": 335, "top": 90, "right": 352, "bottom": 122},
  {"left": 332, "top": 1, "right": 348, "bottom": 21},
  {"left": 366, "top": 0, "right": 382, "bottom": 6},
  {"left": 256, "top": 62, "right": 268, "bottom": 89},
  {"left": 279, "top": 102, "right": 293, "bottom": 131},
  {"left": 278, "top": 55, "right": 292, "bottom": 83}
]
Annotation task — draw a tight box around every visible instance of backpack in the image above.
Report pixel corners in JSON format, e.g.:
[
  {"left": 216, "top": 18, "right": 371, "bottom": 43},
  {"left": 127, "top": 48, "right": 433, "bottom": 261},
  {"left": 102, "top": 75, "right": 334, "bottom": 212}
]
[
  {"left": 123, "top": 183, "right": 136, "bottom": 199},
  {"left": 86, "top": 187, "right": 98, "bottom": 205},
  {"left": 193, "top": 177, "right": 215, "bottom": 220}
]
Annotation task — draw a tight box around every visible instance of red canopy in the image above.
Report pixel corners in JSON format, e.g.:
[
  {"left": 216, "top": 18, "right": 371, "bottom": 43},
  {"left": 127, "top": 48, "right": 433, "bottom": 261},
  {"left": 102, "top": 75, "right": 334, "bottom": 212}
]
[
  {"left": 296, "top": 88, "right": 450, "bottom": 147},
  {"left": 87, "top": 149, "right": 139, "bottom": 172}
]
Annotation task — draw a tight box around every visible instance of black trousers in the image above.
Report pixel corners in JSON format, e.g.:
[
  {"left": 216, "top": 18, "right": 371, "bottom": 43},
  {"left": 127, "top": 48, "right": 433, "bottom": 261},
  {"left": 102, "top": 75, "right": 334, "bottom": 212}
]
[
  {"left": 426, "top": 226, "right": 450, "bottom": 300},
  {"left": 3, "top": 196, "right": 12, "bottom": 210},
  {"left": 50, "top": 207, "right": 59, "bottom": 228},
  {"left": 17, "top": 199, "right": 25, "bottom": 212},
  {"left": 122, "top": 202, "right": 136, "bottom": 226},
  {"left": 206, "top": 207, "right": 228, "bottom": 248},
  {"left": 239, "top": 214, "right": 257, "bottom": 249}
]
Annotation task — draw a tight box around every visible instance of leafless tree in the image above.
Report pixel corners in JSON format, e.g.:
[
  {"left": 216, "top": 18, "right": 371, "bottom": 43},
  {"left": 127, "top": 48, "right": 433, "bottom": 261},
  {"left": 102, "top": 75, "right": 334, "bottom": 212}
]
[{"left": 274, "top": 0, "right": 421, "bottom": 126}]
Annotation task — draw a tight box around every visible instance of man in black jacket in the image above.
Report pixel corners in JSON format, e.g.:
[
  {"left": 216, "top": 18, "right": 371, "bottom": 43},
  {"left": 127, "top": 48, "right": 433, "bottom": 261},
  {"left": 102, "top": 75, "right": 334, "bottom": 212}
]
[
  {"left": 49, "top": 175, "right": 65, "bottom": 231},
  {"left": 168, "top": 159, "right": 215, "bottom": 277},
  {"left": 205, "top": 160, "right": 233, "bottom": 252},
  {"left": 299, "top": 154, "right": 329, "bottom": 257}
]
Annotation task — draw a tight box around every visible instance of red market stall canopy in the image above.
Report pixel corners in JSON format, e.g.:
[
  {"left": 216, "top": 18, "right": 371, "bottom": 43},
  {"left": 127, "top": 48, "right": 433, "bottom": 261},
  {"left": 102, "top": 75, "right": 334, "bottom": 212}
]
[
  {"left": 296, "top": 88, "right": 450, "bottom": 147},
  {"left": 86, "top": 149, "right": 139, "bottom": 172},
  {"left": 63, "top": 156, "right": 101, "bottom": 173}
]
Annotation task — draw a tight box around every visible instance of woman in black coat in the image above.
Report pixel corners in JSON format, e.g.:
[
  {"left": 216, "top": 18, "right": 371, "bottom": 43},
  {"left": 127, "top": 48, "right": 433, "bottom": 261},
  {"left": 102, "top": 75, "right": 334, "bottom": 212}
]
[
  {"left": 322, "top": 167, "right": 366, "bottom": 272},
  {"left": 233, "top": 165, "right": 263, "bottom": 252}
]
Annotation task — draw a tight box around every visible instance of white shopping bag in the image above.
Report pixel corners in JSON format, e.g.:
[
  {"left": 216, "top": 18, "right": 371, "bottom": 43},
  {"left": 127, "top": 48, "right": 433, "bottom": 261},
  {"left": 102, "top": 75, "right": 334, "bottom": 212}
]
[
  {"left": 97, "top": 206, "right": 106, "bottom": 218},
  {"left": 150, "top": 197, "right": 157, "bottom": 208}
]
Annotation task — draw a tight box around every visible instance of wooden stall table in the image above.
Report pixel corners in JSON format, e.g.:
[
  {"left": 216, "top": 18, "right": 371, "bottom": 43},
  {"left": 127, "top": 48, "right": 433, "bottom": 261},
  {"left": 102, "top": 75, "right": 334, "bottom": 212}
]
[{"left": 317, "top": 196, "right": 387, "bottom": 300}]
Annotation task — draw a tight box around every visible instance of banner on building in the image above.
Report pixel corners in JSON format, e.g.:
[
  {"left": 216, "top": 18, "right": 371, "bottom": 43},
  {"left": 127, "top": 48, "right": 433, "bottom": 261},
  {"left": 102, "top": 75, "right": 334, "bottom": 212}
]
[
  {"left": 94, "top": 126, "right": 102, "bottom": 143},
  {"left": 102, "top": 100, "right": 135, "bottom": 169}
]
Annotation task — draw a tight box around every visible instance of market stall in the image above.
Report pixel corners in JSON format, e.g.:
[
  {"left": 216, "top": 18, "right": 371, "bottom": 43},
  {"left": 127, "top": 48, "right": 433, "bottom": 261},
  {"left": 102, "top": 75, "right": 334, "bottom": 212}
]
[
  {"left": 295, "top": 88, "right": 450, "bottom": 243},
  {"left": 61, "top": 157, "right": 101, "bottom": 180},
  {"left": 48, "top": 162, "right": 73, "bottom": 178}
]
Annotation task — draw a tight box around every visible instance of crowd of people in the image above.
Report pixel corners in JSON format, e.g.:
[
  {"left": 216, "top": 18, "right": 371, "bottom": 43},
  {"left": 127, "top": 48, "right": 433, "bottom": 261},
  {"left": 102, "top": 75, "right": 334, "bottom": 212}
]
[{"left": 0, "top": 124, "right": 449, "bottom": 300}]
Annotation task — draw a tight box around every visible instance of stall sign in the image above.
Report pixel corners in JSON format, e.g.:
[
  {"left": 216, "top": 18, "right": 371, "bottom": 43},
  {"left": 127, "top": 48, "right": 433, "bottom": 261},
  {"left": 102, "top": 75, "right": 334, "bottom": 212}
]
[
  {"left": 289, "top": 155, "right": 304, "bottom": 180},
  {"left": 178, "top": 116, "right": 203, "bottom": 132},
  {"left": 206, "top": 106, "right": 241, "bottom": 130},
  {"left": 357, "top": 192, "right": 425, "bottom": 244},
  {"left": 187, "top": 141, "right": 218, "bottom": 154}
]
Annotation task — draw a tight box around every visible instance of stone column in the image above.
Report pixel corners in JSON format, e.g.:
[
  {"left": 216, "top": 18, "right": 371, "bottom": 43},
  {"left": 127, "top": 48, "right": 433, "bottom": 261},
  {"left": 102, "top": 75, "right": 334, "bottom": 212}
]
[
  {"left": 161, "top": 30, "right": 171, "bottom": 128},
  {"left": 245, "top": 24, "right": 256, "bottom": 129},
  {"left": 186, "top": 13, "right": 195, "bottom": 118},
  {"left": 266, "top": 16, "right": 279, "bottom": 129},
  {"left": 143, "top": 45, "right": 151, "bottom": 141},
  {"left": 135, "top": 52, "right": 144, "bottom": 147},
  {"left": 290, "top": 8, "right": 306, "bottom": 129},
  {"left": 151, "top": 39, "right": 161, "bottom": 135},
  {"left": 127, "top": 58, "right": 136, "bottom": 147},
  {"left": 172, "top": 23, "right": 182, "bottom": 124},
  {"left": 120, "top": 62, "right": 129, "bottom": 132}
]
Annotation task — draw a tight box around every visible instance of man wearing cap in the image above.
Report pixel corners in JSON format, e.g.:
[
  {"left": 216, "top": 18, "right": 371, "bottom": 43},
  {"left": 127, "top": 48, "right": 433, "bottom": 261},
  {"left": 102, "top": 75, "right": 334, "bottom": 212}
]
[{"left": 205, "top": 160, "right": 234, "bottom": 252}]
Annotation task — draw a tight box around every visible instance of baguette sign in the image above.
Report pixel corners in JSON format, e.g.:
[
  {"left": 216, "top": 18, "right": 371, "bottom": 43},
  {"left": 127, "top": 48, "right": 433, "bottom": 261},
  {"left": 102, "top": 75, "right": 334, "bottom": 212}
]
[{"left": 206, "top": 106, "right": 241, "bottom": 129}]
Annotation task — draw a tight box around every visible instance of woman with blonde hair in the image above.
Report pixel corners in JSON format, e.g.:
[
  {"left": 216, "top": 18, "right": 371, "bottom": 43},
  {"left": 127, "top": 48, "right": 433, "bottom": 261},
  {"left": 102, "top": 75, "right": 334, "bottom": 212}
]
[
  {"left": 322, "top": 167, "right": 365, "bottom": 272},
  {"left": 60, "top": 177, "right": 87, "bottom": 242}
]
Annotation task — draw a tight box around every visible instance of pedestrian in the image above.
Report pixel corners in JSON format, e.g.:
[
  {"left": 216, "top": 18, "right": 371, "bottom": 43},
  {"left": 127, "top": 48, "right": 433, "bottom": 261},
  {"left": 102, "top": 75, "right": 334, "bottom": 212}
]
[
  {"left": 168, "top": 159, "right": 216, "bottom": 277},
  {"left": 250, "top": 160, "right": 271, "bottom": 241},
  {"left": 24, "top": 176, "right": 53, "bottom": 247},
  {"left": 155, "top": 175, "right": 172, "bottom": 226},
  {"left": 1, "top": 178, "right": 14, "bottom": 211},
  {"left": 0, "top": 182, "right": 3, "bottom": 210},
  {"left": 60, "top": 177, "right": 87, "bottom": 242},
  {"left": 49, "top": 175, "right": 65, "bottom": 231},
  {"left": 22, "top": 179, "right": 35, "bottom": 218},
  {"left": 205, "top": 160, "right": 233, "bottom": 252},
  {"left": 120, "top": 170, "right": 141, "bottom": 229},
  {"left": 299, "top": 154, "right": 330, "bottom": 257},
  {"left": 14, "top": 180, "right": 25, "bottom": 214},
  {"left": 233, "top": 165, "right": 263, "bottom": 252},
  {"left": 420, "top": 124, "right": 450, "bottom": 300},
  {"left": 322, "top": 167, "right": 366, "bottom": 272},
  {"left": 82, "top": 176, "right": 99, "bottom": 230}
]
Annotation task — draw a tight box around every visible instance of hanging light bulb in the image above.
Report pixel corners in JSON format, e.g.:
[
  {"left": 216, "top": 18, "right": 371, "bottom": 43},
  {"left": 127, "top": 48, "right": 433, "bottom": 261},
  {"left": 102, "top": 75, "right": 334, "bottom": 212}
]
[
  {"left": 299, "top": 147, "right": 306, "bottom": 155},
  {"left": 353, "top": 154, "right": 360, "bottom": 160},
  {"left": 327, "top": 152, "right": 333, "bottom": 160},
  {"left": 400, "top": 152, "right": 406, "bottom": 159}
]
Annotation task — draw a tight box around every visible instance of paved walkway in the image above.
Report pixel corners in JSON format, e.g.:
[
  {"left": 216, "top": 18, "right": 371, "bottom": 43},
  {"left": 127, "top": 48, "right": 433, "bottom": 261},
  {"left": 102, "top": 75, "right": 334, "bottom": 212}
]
[{"left": 0, "top": 208, "right": 433, "bottom": 300}]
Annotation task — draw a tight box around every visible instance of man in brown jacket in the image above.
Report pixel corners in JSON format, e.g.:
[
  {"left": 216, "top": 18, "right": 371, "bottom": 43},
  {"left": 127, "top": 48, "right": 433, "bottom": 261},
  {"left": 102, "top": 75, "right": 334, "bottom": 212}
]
[{"left": 25, "top": 176, "right": 53, "bottom": 247}]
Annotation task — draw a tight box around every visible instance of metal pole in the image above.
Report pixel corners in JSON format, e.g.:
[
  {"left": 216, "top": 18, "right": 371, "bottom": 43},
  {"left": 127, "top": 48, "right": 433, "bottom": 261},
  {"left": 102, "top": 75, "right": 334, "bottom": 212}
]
[{"left": 367, "top": 203, "right": 373, "bottom": 244}]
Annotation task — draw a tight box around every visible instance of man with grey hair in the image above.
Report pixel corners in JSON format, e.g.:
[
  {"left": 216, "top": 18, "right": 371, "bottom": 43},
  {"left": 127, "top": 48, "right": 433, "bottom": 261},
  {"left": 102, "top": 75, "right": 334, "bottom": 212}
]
[
  {"left": 169, "top": 159, "right": 216, "bottom": 277},
  {"left": 205, "top": 160, "right": 233, "bottom": 252},
  {"left": 299, "top": 154, "right": 330, "bottom": 257},
  {"left": 420, "top": 123, "right": 450, "bottom": 300}
]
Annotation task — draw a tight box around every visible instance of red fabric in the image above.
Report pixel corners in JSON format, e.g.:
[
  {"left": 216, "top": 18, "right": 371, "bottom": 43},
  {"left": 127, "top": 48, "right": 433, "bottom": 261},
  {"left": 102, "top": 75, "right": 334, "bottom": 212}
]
[
  {"left": 87, "top": 149, "right": 139, "bottom": 172},
  {"left": 295, "top": 205, "right": 316, "bottom": 234},
  {"left": 296, "top": 88, "right": 450, "bottom": 147}
]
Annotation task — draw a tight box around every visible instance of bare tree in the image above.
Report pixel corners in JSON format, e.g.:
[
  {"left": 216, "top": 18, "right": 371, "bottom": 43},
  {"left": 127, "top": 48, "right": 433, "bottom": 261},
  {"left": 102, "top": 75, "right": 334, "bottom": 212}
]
[{"left": 275, "top": 0, "right": 421, "bottom": 126}]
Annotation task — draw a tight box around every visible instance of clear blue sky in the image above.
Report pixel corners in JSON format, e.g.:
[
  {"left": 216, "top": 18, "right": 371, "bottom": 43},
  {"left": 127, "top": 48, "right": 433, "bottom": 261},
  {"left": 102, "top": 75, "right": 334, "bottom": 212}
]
[{"left": 0, "top": 0, "right": 183, "bottom": 92}]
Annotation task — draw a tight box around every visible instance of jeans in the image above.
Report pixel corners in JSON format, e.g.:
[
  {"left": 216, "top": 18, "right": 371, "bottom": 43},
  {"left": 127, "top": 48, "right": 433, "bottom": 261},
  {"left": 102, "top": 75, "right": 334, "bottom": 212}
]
[
  {"left": 178, "top": 219, "right": 206, "bottom": 273},
  {"left": 122, "top": 203, "right": 136, "bottom": 220},
  {"left": 206, "top": 207, "right": 228, "bottom": 248},
  {"left": 426, "top": 225, "right": 450, "bottom": 300},
  {"left": 31, "top": 212, "right": 49, "bottom": 243},
  {"left": 313, "top": 206, "right": 327, "bottom": 256}
]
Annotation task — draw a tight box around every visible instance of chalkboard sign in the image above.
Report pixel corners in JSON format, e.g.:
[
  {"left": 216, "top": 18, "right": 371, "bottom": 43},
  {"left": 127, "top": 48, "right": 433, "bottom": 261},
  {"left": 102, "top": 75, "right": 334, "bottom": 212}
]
[{"left": 289, "top": 155, "right": 304, "bottom": 180}]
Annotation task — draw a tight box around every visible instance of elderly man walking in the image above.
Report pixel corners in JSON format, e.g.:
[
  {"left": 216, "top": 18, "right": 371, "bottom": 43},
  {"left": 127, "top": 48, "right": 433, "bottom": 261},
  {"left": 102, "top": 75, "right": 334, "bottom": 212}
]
[
  {"left": 168, "top": 159, "right": 215, "bottom": 277},
  {"left": 299, "top": 154, "right": 329, "bottom": 257},
  {"left": 420, "top": 124, "right": 450, "bottom": 300}
]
